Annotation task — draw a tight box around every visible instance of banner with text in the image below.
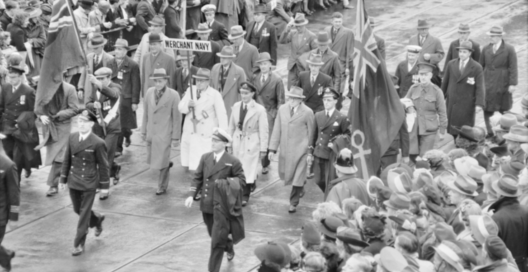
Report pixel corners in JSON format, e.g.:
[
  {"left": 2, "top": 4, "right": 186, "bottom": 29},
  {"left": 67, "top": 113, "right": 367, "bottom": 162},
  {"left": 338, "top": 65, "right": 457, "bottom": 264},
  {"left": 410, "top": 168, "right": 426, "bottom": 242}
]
[{"left": 164, "top": 39, "right": 212, "bottom": 52}]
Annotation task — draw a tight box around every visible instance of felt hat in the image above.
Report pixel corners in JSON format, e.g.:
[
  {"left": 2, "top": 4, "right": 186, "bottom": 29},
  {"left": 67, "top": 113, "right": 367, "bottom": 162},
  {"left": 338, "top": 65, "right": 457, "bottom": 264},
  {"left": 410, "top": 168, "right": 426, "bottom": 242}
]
[
  {"left": 417, "top": 19, "right": 430, "bottom": 29},
  {"left": 315, "top": 31, "right": 331, "bottom": 45},
  {"left": 254, "top": 4, "right": 268, "bottom": 14},
  {"left": 492, "top": 174, "right": 521, "bottom": 197},
  {"left": 149, "top": 68, "right": 170, "bottom": 80},
  {"left": 40, "top": 3, "right": 52, "bottom": 15},
  {"left": 494, "top": 114, "right": 518, "bottom": 132},
  {"left": 78, "top": 109, "right": 98, "bottom": 122},
  {"left": 490, "top": 144, "right": 509, "bottom": 157},
  {"left": 216, "top": 46, "right": 236, "bottom": 58},
  {"left": 456, "top": 41, "right": 473, "bottom": 51},
  {"left": 334, "top": 148, "right": 358, "bottom": 174},
  {"left": 240, "top": 81, "right": 257, "bottom": 93},
  {"left": 149, "top": 16, "right": 165, "bottom": 26},
  {"left": 88, "top": 33, "right": 107, "bottom": 48},
  {"left": 306, "top": 53, "right": 324, "bottom": 66},
  {"left": 286, "top": 86, "right": 305, "bottom": 99},
  {"left": 336, "top": 226, "right": 369, "bottom": 248},
  {"left": 228, "top": 25, "right": 246, "bottom": 40},
  {"left": 417, "top": 62, "right": 435, "bottom": 73},
  {"left": 293, "top": 13, "right": 309, "bottom": 26},
  {"left": 502, "top": 125, "right": 528, "bottom": 143},
  {"left": 383, "top": 192, "right": 410, "bottom": 210},
  {"left": 302, "top": 222, "right": 321, "bottom": 246},
  {"left": 254, "top": 242, "right": 286, "bottom": 267},
  {"left": 474, "top": 152, "right": 489, "bottom": 169},
  {"left": 500, "top": 161, "right": 523, "bottom": 177},
  {"left": 94, "top": 67, "right": 112, "bottom": 78},
  {"left": 318, "top": 216, "right": 345, "bottom": 239},
  {"left": 195, "top": 23, "right": 212, "bottom": 34},
  {"left": 452, "top": 125, "right": 486, "bottom": 142},
  {"left": 366, "top": 176, "right": 384, "bottom": 198},
  {"left": 406, "top": 45, "right": 422, "bottom": 54},
  {"left": 469, "top": 214, "right": 498, "bottom": 245},
  {"left": 387, "top": 169, "right": 412, "bottom": 193},
  {"left": 256, "top": 52, "right": 273, "bottom": 64},
  {"left": 148, "top": 33, "right": 162, "bottom": 44},
  {"left": 323, "top": 88, "right": 340, "bottom": 99},
  {"left": 453, "top": 156, "right": 479, "bottom": 177},
  {"left": 176, "top": 51, "right": 195, "bottom": 61},
  {"left": 192, "top": 68, "right": 211, "bottom": 80},
  {"left": 446, "top": 174, "right": 479, "bottom": 197},
  {"left": 114, "top": 38, "right": 129, "bottom": 49},
  {"left": 482, "top": 172, "right": 500, "bottom": 195},
  {"left": 458, "top": 23, "right": 470, "bottom": 33},
  {"left": 412, "top": 168, "right": 434, "bottom": 190},
  {"left": 200, "top": 4, "right": 216, "bottom": 13},
  {"left": 377, "top": 247, "right": 408, "bottom": 272},
  {"left": 466, "top": 164, "right": 486, "bottom": 183},
  {"left": 434, "top": 241, "right": 464, "bottom": 272},
  {"left": 212, "top": 127, "right": 232, "bottom": 143},
  {"left": 486, "top": 26, "right": 505, "bottom": 36}
]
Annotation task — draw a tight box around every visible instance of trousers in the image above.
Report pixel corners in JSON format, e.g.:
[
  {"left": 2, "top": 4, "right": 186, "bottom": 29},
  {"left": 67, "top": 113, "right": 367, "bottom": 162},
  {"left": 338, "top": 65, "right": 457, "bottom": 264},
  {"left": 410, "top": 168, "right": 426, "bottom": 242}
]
[
  {"left": 290, "top": 185, "right": 305, "bottom": 207},
  {"left": 70, "top": 189, "right": 102, "bottom": 247},
  {"left": 203, "top": 212, "right": 234, "bottom": 272},
  {"left": 157, "top": 166, "right": 170, "bottom": 191},
  {"left": 46, "top": 161, "right": 63, "bottom": 188}
]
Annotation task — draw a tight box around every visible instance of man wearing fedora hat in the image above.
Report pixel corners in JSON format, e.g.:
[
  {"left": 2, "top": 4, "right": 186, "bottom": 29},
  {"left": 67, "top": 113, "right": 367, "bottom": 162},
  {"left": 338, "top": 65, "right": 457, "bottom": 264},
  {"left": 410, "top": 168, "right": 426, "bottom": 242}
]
[
  {"left": 178, "top": 68, "right": 228, "bottom": 172},
  {"left": 489, "top": 174, "right": 528, "bottom": 272},
  {"left": 107, "top": 39, "right": 141, "bottom": 154},
  {"left": 140, "top": 32, "right": 177, "bottom": 97},
  {"left": 445, "top": 174, "right": 478, "bottom": 232},
  {"left": 502, "top": 125, "right": 528, "bottom": 166},
  {"left": 78, "top": 33, "right": 115, "bottom": 104},
  {"left": 142, "top": 68, "right": 181, "bottom": 195},
  {"left": 408, "top": 19, "right": 445, "bottom": 87},
  {"left": 201, "top": 4, "right": 229, "bottom": 47},
  {"left": 296, "top": 53, "right": 332, "bottom": 113},
  {"left": 174, "top": 51, "right": 199, "bottom": 98},
  {"left": 193, "top": 23, "right": 222, "bottom": 70},
  {"left": 252, "top": 52, "right": 285, "bottom": 174},
  {"left": 442, "top": 40, "right": 485, "bottom": 137},
  {"left": 279, "top": 13, "right": 317, "bottom": 89},
  {"left": 133, "top": 16, "right": 175, "bottom": 72},
  {"left": 302, "top": 32, "right": 342, "bottom": 94},
  {"left": 493, "top": 114, "right": 518, "bottom": 143},
  {"left": 480, "top": 26, "right": 518, "bottom": 139},
  {"left": 444, "top": 24, "right": 481, "bottom": 68},
  {"left": 210, "top": 45, "right": 247, "bottom": 118},
  {"left": 324, "top": 13, "right": 354, "bottom": 82},
  {"left": 395, "top": 45, "right": 422, "bottom": 98},
  {"left": 245, "top": 4, "right": 277, "bottom": 64},
  {"left": 229, "top": 25, "right": 259, "bottom": 80},
  {"left": 269, "top": 86, "right": 314, "bottom": 213}
]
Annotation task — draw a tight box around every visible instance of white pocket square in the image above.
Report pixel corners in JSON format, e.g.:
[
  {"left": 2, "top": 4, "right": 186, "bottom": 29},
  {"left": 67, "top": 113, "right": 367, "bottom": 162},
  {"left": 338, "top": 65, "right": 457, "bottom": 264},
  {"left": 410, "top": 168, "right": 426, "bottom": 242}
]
[
  {"left": 225, "top": 163, "right": 232, "bottom": 166},
  {"left": 333, "top": 121, "right": 339, "bottom": 126}
]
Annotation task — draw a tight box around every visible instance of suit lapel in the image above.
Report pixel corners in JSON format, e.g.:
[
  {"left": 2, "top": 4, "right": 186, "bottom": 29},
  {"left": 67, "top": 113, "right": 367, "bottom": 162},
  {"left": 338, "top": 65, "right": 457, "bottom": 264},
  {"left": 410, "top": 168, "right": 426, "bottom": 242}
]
[
  {"left": 307, "top": 73, "right": 324, "bottom": 100},
  {"left": 222, "top": 65, "right": 237, "bottom": 97},
  {"left": 289, "top": 104, "right": 304, "bottom": 123},
  {"left": 154, "top": 88, "right": 170, "bottom": 112},
  {"left": 207, "top": 152, "right": 229, "bottom": 178},
  {"left": 321, "top": 110, "right": 338, "bottom": 130},
  {"left": 457, "top": 59, "right": 474, "bottom": 82},
  {"left": 6, "top": 84, "right": 22, "bottom": 104},
  {"left": 453, "top": 59, "right": 462, "bottom": 79},
  {"left": 73, "top": 133, "right": 94, "bottom": 154}
]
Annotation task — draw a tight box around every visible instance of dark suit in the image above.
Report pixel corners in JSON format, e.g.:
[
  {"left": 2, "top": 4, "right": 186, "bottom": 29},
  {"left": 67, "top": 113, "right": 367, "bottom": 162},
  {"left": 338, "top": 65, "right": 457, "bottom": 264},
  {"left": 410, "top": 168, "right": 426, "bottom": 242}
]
[
  {"left": 60, "top": 132, "right": 108, "bottom": 248},
  {"left": 296, "top": 71, "right": 332, "bottom": 112},
  {"left": 194, "top": 40, "right": 221, "bottom": 70},
  {"left": 174, "top": 66, "right": 198, "bottom": 97},
  {"left": 310, "top": 109, "right": 350, "bottom": 195},
  {"left": 108, "top": 56, "right": 140, "bottom": 151},
  {"left": 163, "top": 5, "right": 182, "bottom": 38},
  {"left": 444, "top": 39, "right": 481, "bottom": 69},
  {"left": 245, "top": 21, "right": 278, "bottom": 63},
  {"left": 208, "top": 20, "right": 229, "bottom": 47},
  {"left": 190, "top": 151, "right": 245, "bottom": 272},
  {"left": 0, "top": 83, "right": 41, "bottom": 178},
  {"left": 0, "top": 151, "right": 19, "bottom": 244},
  {"left": 135, "top": 0, "right": 156, "bottom": 39},
  {"left": 395, "top": 60, "right": 420, "bottom": 98}
]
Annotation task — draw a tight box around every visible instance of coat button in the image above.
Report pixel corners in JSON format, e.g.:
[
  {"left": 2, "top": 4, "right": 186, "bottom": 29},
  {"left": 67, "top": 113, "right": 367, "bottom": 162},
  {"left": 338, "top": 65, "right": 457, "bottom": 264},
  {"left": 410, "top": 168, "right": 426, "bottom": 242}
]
[
  {"left": 204, "top": 194, "right": 208, "bottom": 197},
  {"left": 82, "top": 175, "right": 84, "bottom": 177}
]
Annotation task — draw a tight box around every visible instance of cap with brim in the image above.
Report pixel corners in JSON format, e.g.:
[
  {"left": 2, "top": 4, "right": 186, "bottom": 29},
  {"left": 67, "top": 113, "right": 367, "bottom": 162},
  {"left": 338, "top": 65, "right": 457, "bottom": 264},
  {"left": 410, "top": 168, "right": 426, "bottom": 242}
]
[
  {"left": 8, "top": 65, "right": 25, "bottom": 74},
  {"left": 469, "top": 215, "right": 498, "bottom": 245},
  {"left": 94, "top": 67, "right": 112, "bottom": 78},
  {"left": 486, "top": 26, "right": 505, "bottom": 36},
  {"left": 323, "top": 88, "right": 340, "bottom": 99},
  {"left": 256, "top": 52, "right": 273, "bottom": 64},
  {"left": 418, "top": 62, "right": 435, "bottom": 73},
  {"left": 433, "top": 243, "right": 464, "bottom": 272},
  {"left": 336, "top": 227, "right": 369, "bottom": 248},
  {"left": 217, "top": 46, "right": 236, "bottom": 58},
  {"left": 446, "top": 175, "right": 478, "bottom": 197},
  {"left": 79, "top": 109, "right": 98, "bottom": 122},
  {"left": 502, "top": 125, "right": 528, "bottom": 143},
  {"left": 149, "top": 68, "right": 170, "bottom": 80},
  {"left": 286, "top": 86, "right": 306, "bottom": 99},
  {"left": 228, "top": 25, "right": 246, "bottom": 40},
  {"left": 458, "top": 24, "right": 470, "bottom": 33},
  {"left": 240, "top": 81, "right": 257, "bottom": 93},
  {"left": 334, "top": 148, "right": 358, "bottom": 174},
  {"left": 212, "top": 127, "right": 232, "bottom": 143},
  {"left": 201, "top": 4, "right": 216, "bottom": 13},
  {"left": 492, "top": 174, "right": 521, "bottom": 197},
  {"left": 406, "top": 45, "right": 422, "bottom": 54}
]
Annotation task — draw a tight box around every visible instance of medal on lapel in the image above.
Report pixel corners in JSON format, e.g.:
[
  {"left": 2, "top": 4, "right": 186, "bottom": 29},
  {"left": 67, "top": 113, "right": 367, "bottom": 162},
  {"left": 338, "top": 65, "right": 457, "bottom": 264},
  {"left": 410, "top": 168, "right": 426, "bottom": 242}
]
[
  {"left": 118, "top": 71, "right": 123, "bottom": 79},
  {"left": 20, "top": 95, "right": 26, "bottom": 105},
  {"left": 467, "top": 77, "right": 475, "bottom": 85}
]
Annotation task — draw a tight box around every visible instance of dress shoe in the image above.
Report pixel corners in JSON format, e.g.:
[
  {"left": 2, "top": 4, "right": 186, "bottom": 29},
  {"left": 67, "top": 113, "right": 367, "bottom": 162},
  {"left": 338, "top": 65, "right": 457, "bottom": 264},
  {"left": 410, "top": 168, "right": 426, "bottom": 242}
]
[
  {"left": 71, "top": 245, "right": 84, "bottom": 256},
  {"left": 155, "top": 189, "right": 167, "bottom": 195},
  {"left": 115, "top": 151, "right": 122, "bottom": 158},
  {"left": 46, "top": 187, "right": 58, "bottom": 197},
  {"left": 227, "top": 251, "right": 235, "bottom": 261},
  {"left": 25, "top": 169, "right": 32, "bottom": 178},
  {"left": 169, "top": 162, "right": 174, "bottom": 168},
  {"left": 262, "top": 167, "right": 269, "bottom": 175},
  {"left": 95, "top": 215, "right": 105, "bottom": 237},
  {"left": 113, "top": 165, "right": 121, "bottom": 185},
  {"left": 242, "top": 200, "right": 247, "bottom": 207},
  {"left": 124, "top": 138, "right": 131, "bottom": 147},
  {"left": 288, "top": 205, "right": 297, "bottom": 213}
]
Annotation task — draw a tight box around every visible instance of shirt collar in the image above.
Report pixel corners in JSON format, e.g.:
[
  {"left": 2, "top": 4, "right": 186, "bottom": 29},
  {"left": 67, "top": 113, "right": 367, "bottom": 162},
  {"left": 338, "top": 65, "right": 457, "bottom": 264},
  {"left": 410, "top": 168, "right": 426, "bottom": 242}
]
[
  {"left": 79, "top": 131, "right": 91, "bottom": 140},
  {"left": 494, "top": 39, "right": 502, "bottom": 49},
  {"left": 326, "top": 108, "right": 335, "bottom": 116},
  {"left": 214, "top": 150, "right": 225, "bottom": 161},
  {"left": 12, "top": 83, "right": 21, "bottom": 90}
]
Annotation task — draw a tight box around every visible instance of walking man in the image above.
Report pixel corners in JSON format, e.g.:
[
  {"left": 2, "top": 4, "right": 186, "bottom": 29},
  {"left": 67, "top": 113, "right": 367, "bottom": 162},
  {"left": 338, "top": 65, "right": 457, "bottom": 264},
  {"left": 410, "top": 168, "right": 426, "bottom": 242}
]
[{"left": 60, "top": 109, "right": 108, "bottom": 256}]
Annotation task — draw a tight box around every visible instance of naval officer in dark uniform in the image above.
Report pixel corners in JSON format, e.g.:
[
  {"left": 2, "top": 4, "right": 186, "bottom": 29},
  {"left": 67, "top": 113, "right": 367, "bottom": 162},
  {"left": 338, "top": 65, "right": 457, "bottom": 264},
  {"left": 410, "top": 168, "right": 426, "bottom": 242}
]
[
  {"left": 60, "top": 110, "right": 109, "bottom": 256},
  {"left": 185, "top": 128, "right": 246, "bottom": 272}
]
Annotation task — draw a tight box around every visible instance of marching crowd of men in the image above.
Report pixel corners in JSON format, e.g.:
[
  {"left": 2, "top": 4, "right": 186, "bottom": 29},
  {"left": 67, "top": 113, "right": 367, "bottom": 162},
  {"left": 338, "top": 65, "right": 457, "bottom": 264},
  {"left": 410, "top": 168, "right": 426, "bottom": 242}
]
[{"left": 0, "top": 0, "right": 526, "bottom": 271}]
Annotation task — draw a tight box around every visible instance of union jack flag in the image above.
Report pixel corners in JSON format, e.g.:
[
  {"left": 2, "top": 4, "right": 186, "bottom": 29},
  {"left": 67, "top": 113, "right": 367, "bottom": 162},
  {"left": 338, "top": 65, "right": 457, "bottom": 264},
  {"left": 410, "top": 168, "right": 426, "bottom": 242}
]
[{"left": 352, "top": 0, "right": 381, "bottom": 98}]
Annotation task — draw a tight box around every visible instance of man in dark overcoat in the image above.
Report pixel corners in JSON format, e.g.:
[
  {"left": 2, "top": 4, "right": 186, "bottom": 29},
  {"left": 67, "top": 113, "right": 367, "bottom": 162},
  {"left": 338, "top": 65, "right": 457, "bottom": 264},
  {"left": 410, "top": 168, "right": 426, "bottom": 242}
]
[
  {"left": 0, "top": 62, "right": 41, "bottom": 179},
  {"left": 443, "top": 24, "right": 481, "bottom": 69},
  {"left": 193, "top": 23, "right": 222, "bottom": 70},
  {"left": 252, "top": 52, "right": 285, "bottom": 175},
  {"left": 201, "top": 4, "right": 229, "bottom": 47},
  {"left": 86, "top": 67, "right": 122, "bottom": 199},
  {"left": 0, "top": 137, "right": 19, "bottom": 245},
  {"left": 394, "top": 45, "right": 421, "bottom": 98},
  {"left": 184, "top": 128, "right": 246, "bottom": 272},
  {"left": 408, "top": 19, "right": 444, "bottom": 87},
  {"left": 108, "top": 39, "right": 140, "bottom": 155},
  {"left": 244, "top": 4, "right": 277, "bottom": 63},
  {"left": 442, "top": 41, "right": 485, "bottom": 137},
  {"left": 479, "top": 26, "right": 518, "bottom": 138},
  {"left": 296, "top": 54, "right": 332, "bottom": 113},
  {"left": 60, "top": 109, "right": 108, "bottom": 256}
]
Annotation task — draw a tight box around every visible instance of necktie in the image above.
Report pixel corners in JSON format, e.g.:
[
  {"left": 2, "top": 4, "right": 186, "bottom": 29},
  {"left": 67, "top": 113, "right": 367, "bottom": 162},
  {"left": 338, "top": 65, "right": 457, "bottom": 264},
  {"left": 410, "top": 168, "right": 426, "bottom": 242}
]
[
  {"left": 311, "top": 75, "right": 315, "bottom": 87},
  {"left": 234, "top": 46, "right": 240, "bottom": 54},
  {"left": 420, "top": 36, "right": 425, "bottom": 46},
  {"left": 261, "top": 74, "right": 266, "bottom": 84},
  {"left": 213, "top": 154, "right": 217, "bottom": 164},
  {"left": 183, "top": 68, "right": 188, "bottom": 78},
  {"left": 459, "top": 60, "right": 464, "bottom": 72},
  {"left": 493, "top": 45, "right": 498, "bottom": 54},
  {"left": 290, "top": 107, "right": 294, "bottom": 117},
  {"left": 326, "top": 111, "right": 330, "bottom": 118}
]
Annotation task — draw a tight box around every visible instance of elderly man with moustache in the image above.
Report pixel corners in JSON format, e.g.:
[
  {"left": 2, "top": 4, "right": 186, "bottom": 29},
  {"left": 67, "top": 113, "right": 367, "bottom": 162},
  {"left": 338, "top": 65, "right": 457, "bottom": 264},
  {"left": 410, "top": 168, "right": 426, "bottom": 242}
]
[
  {"left": 408, "top": 19, "right": 444, "bottom": 87},
  {"left": 296, "top": 54, "right": 332, "bottom": 113},
  {"left": 395, "top": 45, "right": 422, "bottom": 98}
]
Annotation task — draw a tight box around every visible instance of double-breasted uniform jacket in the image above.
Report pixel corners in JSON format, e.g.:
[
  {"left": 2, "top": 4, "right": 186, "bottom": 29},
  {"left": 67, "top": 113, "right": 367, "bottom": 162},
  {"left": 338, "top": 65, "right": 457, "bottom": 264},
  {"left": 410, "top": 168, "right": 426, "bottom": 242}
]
[
  {"left": 78, "top": 52, "right": 115, "bottom": 105},
  {"left": 441, "top": 58, "right": 485, "bottom": 135},
  {"left": 86, "top": 82, "right": 122, "bottom": 136},
  {"left": 228, "top": 100, "right": 269, "bottom": 183},
  {"left": 108, "top": 56, "right": 141, "bottom": 130},
  {"left": 208, "top": 20, "right": 230, "bottom": 47},
  {"left": 279, "top": 28, "right": 317, "bottom": 73},
  {"left": 194, "top": 40, "right": 221, "bottom": 70},
  {"left": 234, "top": 41, "right": 259, "bottom": 80},
  {"left": 252, "top": 71, "right": 285, "bottom": 137},
  {"left": 60, "top": 132, "right": 110, "bottom": 191},
  {"left": 324, "top": 25, "right": 354, "bottom": 69},
  {"left": 141, "top": 86, "right": 181, "bottom": 170},
  {"left": 0, "top": 151, "right": 19, "bottom": 226},
  {"left": 479, "top": 40, "right": 518, "bottom": 112},
  {"left": 269, "top": 103, "right": 314, "bottom": 186},
  {"left": 245, "top": 20, "right": 278, "bottom": 63},
  {"left": 210, "top": 62, "right": 247, "bottom": 118},
  {"left": 35, "top": 82, "right": 80, "bottom": 165},
  {"left": 296, "top": 71, "right": 332, "bottom": 112},
  {"left": 140, "top": 51, "right": 177, "bottom": 96},
  {"left": 408, "top": 34, "right": 445, "bottom": 66},
  {"left": 405, "top": 82, "right": 448, "bottom": 136},
  {"left": 190, "top": 152, "right": 246, "bottom": 215},
  {"left": 443, "top": 39, "right": 481, "bottom": 69},
  {"left": 395, "top": 60, "right": 420, "bottom": 98},
  {"left": 309, "top": 109, "right": 350, "bottom": 160},
  {"left": 174, "top": 65, "right": 199, "bottom": 98},
  {"left": 300, "top": 48, "right": 342, "bottom": 91}
]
